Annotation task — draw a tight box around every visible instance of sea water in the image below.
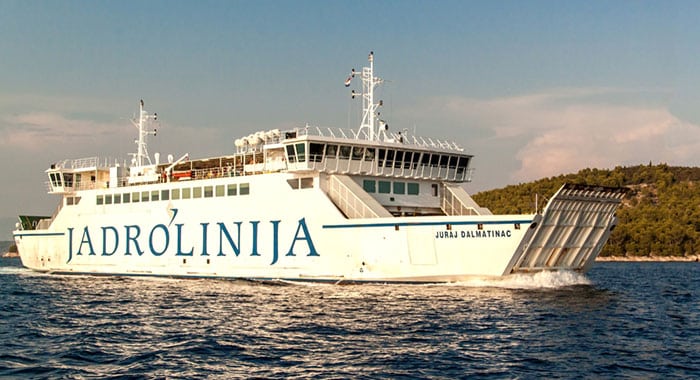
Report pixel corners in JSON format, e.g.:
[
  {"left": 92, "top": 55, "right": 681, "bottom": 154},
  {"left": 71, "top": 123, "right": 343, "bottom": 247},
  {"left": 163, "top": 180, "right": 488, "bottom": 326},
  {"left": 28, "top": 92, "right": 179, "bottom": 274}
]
[{"left": 0, "top": 258, "right": 697, "bottom": 379}]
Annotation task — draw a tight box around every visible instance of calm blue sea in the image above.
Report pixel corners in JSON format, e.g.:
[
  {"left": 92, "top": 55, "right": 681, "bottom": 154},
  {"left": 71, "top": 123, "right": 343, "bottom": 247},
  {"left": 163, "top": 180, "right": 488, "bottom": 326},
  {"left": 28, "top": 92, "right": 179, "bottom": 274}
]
[{"left": 0, "top": 258, "right": 697, "bottom": 379}]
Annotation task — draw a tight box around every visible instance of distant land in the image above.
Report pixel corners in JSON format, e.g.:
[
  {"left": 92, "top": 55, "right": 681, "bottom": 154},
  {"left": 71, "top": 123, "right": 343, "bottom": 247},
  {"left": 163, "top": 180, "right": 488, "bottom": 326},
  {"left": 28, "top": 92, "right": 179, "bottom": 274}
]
[{"left": 473, "top": 163, "right": 700, "bottom": 260}]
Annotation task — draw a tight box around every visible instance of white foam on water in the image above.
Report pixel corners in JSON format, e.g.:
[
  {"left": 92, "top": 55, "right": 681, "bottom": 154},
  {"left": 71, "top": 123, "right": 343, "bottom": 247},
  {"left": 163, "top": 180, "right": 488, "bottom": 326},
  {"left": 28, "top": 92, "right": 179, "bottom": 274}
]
[{"left": 447, "top": 270, "right": 592, "bottom": 289}]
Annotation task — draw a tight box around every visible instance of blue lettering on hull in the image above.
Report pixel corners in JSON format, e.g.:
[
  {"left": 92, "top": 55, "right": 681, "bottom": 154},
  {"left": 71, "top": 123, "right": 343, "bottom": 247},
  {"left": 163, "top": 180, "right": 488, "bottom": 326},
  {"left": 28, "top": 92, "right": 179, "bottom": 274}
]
[{"left": 66, "top": 215, "right": 318, "bottom": 265}]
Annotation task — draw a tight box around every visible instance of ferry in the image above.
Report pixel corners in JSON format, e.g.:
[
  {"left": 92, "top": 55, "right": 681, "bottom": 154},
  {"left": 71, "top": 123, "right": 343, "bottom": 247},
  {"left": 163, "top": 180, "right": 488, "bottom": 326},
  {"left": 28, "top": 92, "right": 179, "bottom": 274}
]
[{"left": 13, "top": 53, "right": 626, "bottom": 283}]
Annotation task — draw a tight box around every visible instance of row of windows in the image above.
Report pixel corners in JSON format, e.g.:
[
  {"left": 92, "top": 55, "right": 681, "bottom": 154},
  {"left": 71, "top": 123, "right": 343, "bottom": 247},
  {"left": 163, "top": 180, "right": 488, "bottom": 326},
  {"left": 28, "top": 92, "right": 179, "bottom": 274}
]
[
  {"left": 288, "top": 143, "right": 470, "bottom": 174},
  {"left": 96, "top": 183, "right": 250, "bottom": 205},
  {"left": 363, "top": 180, "right": 421, "bottom": 195}
]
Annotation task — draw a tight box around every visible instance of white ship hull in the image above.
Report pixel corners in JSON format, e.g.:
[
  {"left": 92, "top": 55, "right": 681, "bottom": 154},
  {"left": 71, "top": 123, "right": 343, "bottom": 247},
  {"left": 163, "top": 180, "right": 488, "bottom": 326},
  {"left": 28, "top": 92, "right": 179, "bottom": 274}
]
[{"left": 14, "top": 173, "right": 624, "bottom": 283}]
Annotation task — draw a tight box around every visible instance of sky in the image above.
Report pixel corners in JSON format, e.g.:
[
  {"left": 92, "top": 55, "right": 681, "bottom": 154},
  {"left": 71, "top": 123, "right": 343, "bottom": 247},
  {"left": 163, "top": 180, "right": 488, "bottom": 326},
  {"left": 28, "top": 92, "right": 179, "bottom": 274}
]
[{"left": 1, "top": 0, "right": 700, "bottom": 235}]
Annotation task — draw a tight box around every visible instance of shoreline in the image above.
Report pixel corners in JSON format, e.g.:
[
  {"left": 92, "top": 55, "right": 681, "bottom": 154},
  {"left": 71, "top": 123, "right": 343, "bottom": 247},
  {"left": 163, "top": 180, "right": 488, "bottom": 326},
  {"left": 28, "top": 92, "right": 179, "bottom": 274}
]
[{"left": 597, "top": 255, "right": 699, "bottom": 262}]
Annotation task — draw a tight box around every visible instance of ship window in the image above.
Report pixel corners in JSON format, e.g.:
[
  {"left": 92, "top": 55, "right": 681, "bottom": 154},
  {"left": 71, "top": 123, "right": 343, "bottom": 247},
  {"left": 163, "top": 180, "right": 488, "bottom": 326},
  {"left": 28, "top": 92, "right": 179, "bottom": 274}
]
[
  {"left": 365, "top": 148, "right": 375, "bottom": 161},
  {"left": 339, "top": 146, "right": 351, "bottom": 160},
  {"left": 457, "top": 156, "right": 468, "bottom": 174},
  {"left": 309, "top": 143, "right": 325, "bottom": 162},
  {"left": 96, "top": 195, "right": 104, "bottom": 205},
  {"left": 216, "top": 185, "right": 225, "bottom": 197},
  {"left": 407, "top": 183, "right": 419, "bottom": 195},
  {"left": 430, "top": 154, "right": 439, "bottom": 166},
  {"left": 385, "top": 150, "right": 395, "bottom": 167},
  {"left": 421, "top": 153, "right": 431, "bottom": 165},
  {"left": 204, "top": 186, "right": 213, "bottom": 198},
  {"left": 49, "top": 173, "right": 58, "bottom": 187},
  {"left": 393, "top": 182, "right": 405, "bottom": 195},
  {"left": 151, "top": 190, "right": 159, "bottom": 201},
  {"left": 193, "top": 187, "right": 202, "bottom": 198},
  {"left": 326, "top": 144, "right": 338, "bottom": 158},
  {"left": 363, "top": 180, "right": 376, "bottom": 193},
  {"left": 64, "top": 173, "right": 73, "bottom": 187},
  {"left": 123, "top": 193, "right": 131, "bottom": 203},
  {"left": 352, "top": 147, "right": 364, "bottom": 160},
  {"left": 66, "top": 197, "right": 74, "bottom": 206},
  {"left": 161, "top": 190, "right": 169, "bottom": 201},
  {"left": 431, "top": 184, "right": 438, "bottom": 197},
  {"left": 449, "top": 156, "right": 458, "bottom": 169},
  {"left": 378, "top": 181, "right": 391, "bottom": 194},
  {"left": 240, "top": 183, "right": 250, "bottom": 195},
  {"left": 182, "top": 187, "right": 191, "bottom": 199},
  {"left": 402, "top": 151, "right": 413, "bottom": 169},
  {"left": 74, "top": 196, "right": 81, "bottom": 205},
  {"left": 114, "top": 194, "right": 121, "bottom": 204},
  {"left": 287, "top": 179, "right": 300, "bottom": 189},
  {"left": 227, "top": 184, "right": 237, "bottom": 196},
  {"left": 377, "top": 149, "right": 386, "bottom": 167},
  {"left": 300, "top": 177, "right": 313, "bottom": 189},
  {"left": 393, "top": 151, "right": 404, "bottom": 168},
  {"left": 286, "top": 145, "right": 296, "bottom": 163},
  {"left": 439, "top": 155, "right": 449, "bottom": 168},
  {"left": 105, "top": 194, "right": 113, "bottom": 205},
  {"left": 132, "top": 192, "right": 140, "bottom": 203},
  {"left": 171, "top": 188, "right": 180, "bottom": 200},
  {"left": 141, "top": 191, "right": 149, "bottom": 202},
  {"left": 295, "top": 143, "right": 306, "bottom": 162}
]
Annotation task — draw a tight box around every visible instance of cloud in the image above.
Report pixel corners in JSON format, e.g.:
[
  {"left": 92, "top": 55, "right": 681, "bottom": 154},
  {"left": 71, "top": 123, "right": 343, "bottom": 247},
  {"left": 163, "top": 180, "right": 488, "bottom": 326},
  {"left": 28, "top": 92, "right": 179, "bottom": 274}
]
[
  {"left": 404, "top": 88, "right": 700, "bottom": 186},
  {"left": 0, "top": 112, "right": 126, "bottom": 151}
]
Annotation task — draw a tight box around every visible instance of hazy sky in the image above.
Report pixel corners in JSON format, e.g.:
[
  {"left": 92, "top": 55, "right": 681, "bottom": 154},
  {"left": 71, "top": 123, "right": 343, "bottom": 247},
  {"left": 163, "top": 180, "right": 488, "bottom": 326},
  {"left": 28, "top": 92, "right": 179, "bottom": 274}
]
[{"left": 2, "top": 1, "right": 700, "bottom": 235}]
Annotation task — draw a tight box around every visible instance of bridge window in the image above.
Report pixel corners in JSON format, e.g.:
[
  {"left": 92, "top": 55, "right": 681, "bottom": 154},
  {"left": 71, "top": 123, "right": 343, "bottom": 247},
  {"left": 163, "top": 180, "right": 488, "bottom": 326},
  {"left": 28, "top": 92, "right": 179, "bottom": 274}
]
[
  {"left": 352, "top": 147, "right": 364, "bottom": 160},
  {"left": 407, "top": 183, "right": 419, "bottom": 195},
  {"left": 393, "top": 151, "right": 404, "bottom": 168},
  {"left": 64, "top": 173, "right": 73, "bottom": 187},
  {"left": 339, "top": 145, "right": 351, "bottom": 159},
  {"left": 326, "top": 144, "right": 338, "bottom": 158},
  {"left": 363, "top": 180, "right": 376, "bottom": 193},
  {"left": 285, "top": 145, "right": 296, "bottom": 163},
  {"left": 439, "top": 155, "right": 449, "bottom": 168},
  {"left": 295, "top": 143, "right": 306, "bottom": 162},
  {"left": 365, "top": 148, "right": 375, "bottom": 161},
  {"left": 310, "top": 143, "right": 325, "bottom": 162},
  {"left": 377, "top": 149, "right": 386, "bottom": 167}
]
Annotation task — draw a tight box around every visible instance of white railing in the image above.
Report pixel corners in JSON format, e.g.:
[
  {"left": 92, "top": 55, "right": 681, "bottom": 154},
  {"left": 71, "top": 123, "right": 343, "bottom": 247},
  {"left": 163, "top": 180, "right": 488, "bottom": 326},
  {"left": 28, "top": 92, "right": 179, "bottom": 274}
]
[{"left": 235, "top": 125, "right": 465, "bottom": 155}]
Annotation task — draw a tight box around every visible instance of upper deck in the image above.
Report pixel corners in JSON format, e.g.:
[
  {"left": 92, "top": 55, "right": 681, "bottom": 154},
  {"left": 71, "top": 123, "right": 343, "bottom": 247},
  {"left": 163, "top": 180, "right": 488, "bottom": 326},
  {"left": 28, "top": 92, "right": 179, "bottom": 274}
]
[{"left": 44, "top": 52, "right": 474, "bottom": 195}]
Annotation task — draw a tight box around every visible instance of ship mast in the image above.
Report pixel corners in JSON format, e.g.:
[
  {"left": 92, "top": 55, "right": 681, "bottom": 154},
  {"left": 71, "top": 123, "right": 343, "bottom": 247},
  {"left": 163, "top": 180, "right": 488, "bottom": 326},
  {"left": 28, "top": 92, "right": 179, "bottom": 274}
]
[
  {"left": 347, "top": 51, "right": 385, "bottom": 141},
  {"left": 130, "top": 100, "right": 158, "bottom": 167}
]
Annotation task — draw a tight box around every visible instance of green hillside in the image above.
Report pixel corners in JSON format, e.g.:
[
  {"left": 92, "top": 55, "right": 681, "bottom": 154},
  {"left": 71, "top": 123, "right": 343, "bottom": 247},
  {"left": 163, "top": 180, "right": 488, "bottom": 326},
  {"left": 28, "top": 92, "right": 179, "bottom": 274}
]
[{"left": 472, "top": 164, "right": 700, "bottom": 258}]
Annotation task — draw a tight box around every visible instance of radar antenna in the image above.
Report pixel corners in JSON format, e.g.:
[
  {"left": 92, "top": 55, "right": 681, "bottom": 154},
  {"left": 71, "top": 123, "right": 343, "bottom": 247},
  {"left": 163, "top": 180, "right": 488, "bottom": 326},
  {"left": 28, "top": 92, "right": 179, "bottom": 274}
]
[
  {"left": 129, "top": 100, "right": 158, "bottom": 167},
  {"left": 346, "top": 51, "right": 385, "bottom": 141}
]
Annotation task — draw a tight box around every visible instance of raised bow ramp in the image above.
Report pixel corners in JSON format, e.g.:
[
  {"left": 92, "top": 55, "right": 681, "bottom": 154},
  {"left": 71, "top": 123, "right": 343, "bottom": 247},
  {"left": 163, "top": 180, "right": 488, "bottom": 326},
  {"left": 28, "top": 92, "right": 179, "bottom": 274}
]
[{"left": 507, "top": 184, "right": 627, "bottom": 274}]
